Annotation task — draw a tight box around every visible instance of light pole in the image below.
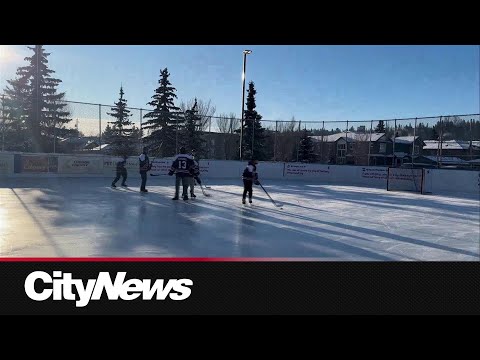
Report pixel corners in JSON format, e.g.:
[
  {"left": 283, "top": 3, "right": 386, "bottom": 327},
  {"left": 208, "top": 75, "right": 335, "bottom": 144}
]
[{"left": 240, "top": 49, "right": 252, "bottom": 161}]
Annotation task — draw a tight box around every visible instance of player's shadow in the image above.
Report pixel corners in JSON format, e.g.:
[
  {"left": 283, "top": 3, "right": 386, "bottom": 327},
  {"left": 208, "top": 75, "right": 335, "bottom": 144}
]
[
  {"left": 235, "top": 202, "right": 479, "bottom": 259},
  {"left": 10, "top": 188, "right": 67, "bottom": 256},
  {"left": 186, "top": 200, "right": 396, "bottom": 260},
  {"left": 193, "top": 189, "right": 479, "bottom": 260},
  {"left": 6, "top": 177, "right": 478, "bottom": 259},
  {"left": 256, "top": 182, "right": 479, "bottom": 222}
]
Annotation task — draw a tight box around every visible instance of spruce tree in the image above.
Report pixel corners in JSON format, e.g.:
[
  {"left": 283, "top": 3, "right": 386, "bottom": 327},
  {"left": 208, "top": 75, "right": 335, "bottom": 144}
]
[
  {"left": 102, "top": 124, "right": 115, "bottom": 145},
  {"left": 242, "top": 81, "right": 266, "bottom": 160},
  {"left": 106, "top": 86, "right": 136, "bottom": 156},
  {"left": 3, "top": 45, "right": 70, "bottom": 152},
  {"left": 182, "top": 98, "right": 206, "bottom": 157},
  {"left": 298, "top": 128, "right": 316, "bottom": 162},
  {"left": 142, "top": 68, "right": 182, "bottom": 157},
  {"left": 375, "top": 120, "right": 385, "bottom": 133}
]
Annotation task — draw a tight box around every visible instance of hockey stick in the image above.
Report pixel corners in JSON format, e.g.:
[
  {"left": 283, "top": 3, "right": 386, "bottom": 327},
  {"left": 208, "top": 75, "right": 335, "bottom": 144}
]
[
  {"left": 198, "top": 182, "right": 211, "bottom": 197},
  {"left": 204, "top": 176, "right": 212, "bottom": 190},
  {"left": 195, "top": 158, "right": 212, "bottom": 189},
  {"left": 258, "top": 181, "right": 283, "bottom": 208}
]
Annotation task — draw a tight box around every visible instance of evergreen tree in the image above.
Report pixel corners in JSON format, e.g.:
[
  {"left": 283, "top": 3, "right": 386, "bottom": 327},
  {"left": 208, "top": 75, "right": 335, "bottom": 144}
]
[
  {"left": 3, "top": 45, "right": 70, "bottom": 152},
  {"left": 432, "top": 127, "right": 439, "bottom": 140},
  {"left": 298, "top": 128, "right": 316, "bottom": 162},
  {"left": 182, "top": 98, "right": 206, "bottom": 157},
  {"left": 142, "top": 68, "right": 182, "bottom": 157},
  {"left": 1, "top": 89, "right": 27, "bottom": 151},
  {"left": 102, "top": 124, "right": 115, "bottom": 144},
  {"left": 374, "top": 120, "right": 385, "bottom": 133},
  {"left": 106, "top": 86, "right": 136, "bottom": 156},
  {"left": 242, "top": 81, "right": 266, "bottom": 160}
]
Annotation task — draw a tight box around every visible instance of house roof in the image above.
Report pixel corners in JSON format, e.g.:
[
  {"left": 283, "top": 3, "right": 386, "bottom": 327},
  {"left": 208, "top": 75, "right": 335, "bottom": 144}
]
[
  {"left": 311, "top": 132, "right": 386, "bottom": 143},
  {"left": 394, "top": 136, "right": 419, "bottom": 144},
  {"left": 423, "top": 140, "right": 475, "bottom": 150},
  {"left": 59, "top": 137, "right": 95, "bottom": 146},
  {"left": 85, "top": 144, "right": 111, "bottom": 151}
]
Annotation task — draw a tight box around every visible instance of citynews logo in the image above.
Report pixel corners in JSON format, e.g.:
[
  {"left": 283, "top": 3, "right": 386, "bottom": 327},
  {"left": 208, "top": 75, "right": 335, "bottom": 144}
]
[{"left": 24, "top": 271, "right": 193, "bottom": 307}]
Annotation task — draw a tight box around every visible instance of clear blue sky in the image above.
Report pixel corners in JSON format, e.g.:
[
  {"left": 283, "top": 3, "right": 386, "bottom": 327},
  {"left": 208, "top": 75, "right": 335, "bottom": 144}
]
[{"left": 0, "top": 45, "right": 478, "bottom": 124}]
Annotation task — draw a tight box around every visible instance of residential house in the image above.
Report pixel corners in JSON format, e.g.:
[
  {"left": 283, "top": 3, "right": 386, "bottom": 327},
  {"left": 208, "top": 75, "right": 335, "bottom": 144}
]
[
  {"left": 422, "top": 140, "right": 480, "bottom": 162},
  {"left": 402, "top": 155, "right": 469, "bottom": 168},
  {"left": 58, "top": 136, "right": 100, "bottom": 153},
  {"left": 392, "top": 136, "right": 425, "bottom": 166},
  {"left": 311, "top": 132, "right": 391, "bottom": 166}
]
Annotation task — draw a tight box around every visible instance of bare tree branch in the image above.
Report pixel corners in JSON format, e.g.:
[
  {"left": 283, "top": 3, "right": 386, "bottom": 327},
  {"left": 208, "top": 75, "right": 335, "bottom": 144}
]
[
  {"left": 179, "top": 98, "right": 216, "bottom": 131},
  {"left": 216, "top": 112, "right": 240, "bottom": 133},
  {"left": 216, "top": 113, "right": 229, "bottom": 133}
]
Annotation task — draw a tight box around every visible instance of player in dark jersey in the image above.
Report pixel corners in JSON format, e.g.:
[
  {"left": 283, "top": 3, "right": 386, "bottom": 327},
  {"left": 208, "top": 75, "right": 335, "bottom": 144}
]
[
  {"left": 139, "top": 147, "right": 152, "bottom": 193},
  {"left": 189, "top": 149, "right": 201, "bottom": 198},
  {"left": 242, "top": 160, "right": 259, "bottom": 204},
  {"left": 111, "top": 155, "right": 128, "bottom": 188},
  {"left": 168, "top": 146, "right": 195, "bottom": 200}
]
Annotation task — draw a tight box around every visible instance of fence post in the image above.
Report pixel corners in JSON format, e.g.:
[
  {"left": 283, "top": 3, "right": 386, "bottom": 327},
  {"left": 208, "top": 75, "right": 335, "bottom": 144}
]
[
  {"left": 139, "top": 108, "right": 143, "bottom": 148},
  {"left": 470, "top": 118, "right": 473, "bottom": 166},
  {"left": 252, "top": 117, "right": 255, "bottom": 159},
  {"left": 393, "top": 118, "right": 397, "bottom": 167},
  {"left": 411, "top": 117, "right": 417, "bottom": 167},
  {"left": 53, "top": 101, "right": 57, "bottom": 154},
  {"left": 175, "top": 112, "right": 178, "bottom": 154},
  {"left": 368, "top": 120, "right": 373, "bottom": 166},
  {"left": 1, "top": 95, "right": 5, "bottom": 152},
  {"left": 99, "top": 104, "right": 102, "bottom": 153},
  {"left": 345, "top": 120, "right": 349, "bottom": 164},
  {"left": 436, "top": 116, "right": 442, "bottom": 168},
  {"left": 296, "top": 120, "right": 301, "bottom": 162},
  {"left": 321, "top": 121, "right": 324, "bottom": 164},
  {"left": 274, "top": 120, "right": 278, "bottom": 161}
]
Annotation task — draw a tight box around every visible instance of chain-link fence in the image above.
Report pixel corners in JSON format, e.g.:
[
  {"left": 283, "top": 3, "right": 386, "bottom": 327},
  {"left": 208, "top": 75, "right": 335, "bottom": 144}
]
[{"left": 1, "top": 95, "right": 479, "bottom": 169}]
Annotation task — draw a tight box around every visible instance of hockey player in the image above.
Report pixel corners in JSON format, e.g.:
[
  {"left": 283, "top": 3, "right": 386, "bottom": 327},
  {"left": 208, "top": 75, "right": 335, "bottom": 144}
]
[
  {"left": 168, "top": 146, "right": 195, "bottom": 200},
  {"left": 111, "top": 155, "right": 128, "bottom": 188},
  {"left": 242, "top": 159, "right": 259, "bottom": 204},
  {"left": 189, "top": 149, "right": 201, "bottom": 198},
  {"left": 139, "top": 147, "right": 152, "bottom": 193}
]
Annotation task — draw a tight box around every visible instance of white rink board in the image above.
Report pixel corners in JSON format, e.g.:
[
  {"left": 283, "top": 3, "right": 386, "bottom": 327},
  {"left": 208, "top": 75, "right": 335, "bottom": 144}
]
[
  {"left": 205, "top": 160, "right": 243, "bottom": 179},
  {"left": 58, "top": 156, "right": 104, "bottom": 174},
  {"left": 359, "top": 167, "right": 388, "bottom": 187},
  {"left": 429, "top": 169, "right": 480, "bottom": 195},
  {"left": 255, "top": 161, "right": 284, "bottom": 180},
  {"left": 284, "top": 163, "right": 331, "bottom": 181},
  {"left": 0, "top": 154, "right": 14, "bottom": 176},
  {"left": 2, "top": 152, "right": 479, "bottom": 195}
]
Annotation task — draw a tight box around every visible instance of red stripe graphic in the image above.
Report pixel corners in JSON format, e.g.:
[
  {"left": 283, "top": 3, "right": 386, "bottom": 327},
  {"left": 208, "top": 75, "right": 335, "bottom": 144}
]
[{"left": 0, "top": 257, "right": 323, "bottom": 262}]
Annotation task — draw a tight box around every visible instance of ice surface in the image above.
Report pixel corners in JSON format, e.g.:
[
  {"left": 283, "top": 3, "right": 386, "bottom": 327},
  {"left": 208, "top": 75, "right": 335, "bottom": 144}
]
[{"left": 0, "top": 177, "right": 478, "bottom": 260}]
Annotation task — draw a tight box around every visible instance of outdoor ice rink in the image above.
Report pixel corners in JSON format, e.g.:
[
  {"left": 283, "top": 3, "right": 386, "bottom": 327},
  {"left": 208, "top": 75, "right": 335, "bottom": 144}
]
[{"left": 0, "top": 177, "right": 478, "bottom": 260}]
